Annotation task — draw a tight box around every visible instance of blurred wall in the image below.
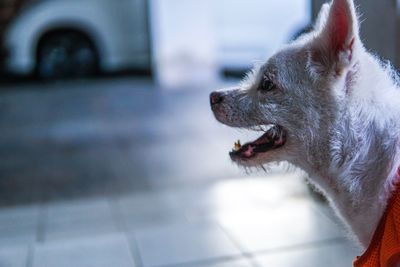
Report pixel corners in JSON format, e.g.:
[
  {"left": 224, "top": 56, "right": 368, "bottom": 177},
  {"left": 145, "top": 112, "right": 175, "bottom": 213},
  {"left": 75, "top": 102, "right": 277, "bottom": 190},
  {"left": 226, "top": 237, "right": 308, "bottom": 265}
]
[
  {"left": 312, "top": 0, "right": 399, "bottom": 68},
  {"left": 150, "top": 0, "right": 218, "bottom": 89},
  {"left": 150, "top": 0, "right": 309, "bottom": 88}
]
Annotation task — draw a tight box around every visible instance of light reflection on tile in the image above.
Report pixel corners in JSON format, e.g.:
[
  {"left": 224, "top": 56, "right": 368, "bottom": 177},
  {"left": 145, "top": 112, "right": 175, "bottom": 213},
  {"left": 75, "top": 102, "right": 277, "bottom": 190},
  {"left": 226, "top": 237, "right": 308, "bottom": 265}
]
[{"left": 216, "top": 200, "right": 345, "bottom": 253}]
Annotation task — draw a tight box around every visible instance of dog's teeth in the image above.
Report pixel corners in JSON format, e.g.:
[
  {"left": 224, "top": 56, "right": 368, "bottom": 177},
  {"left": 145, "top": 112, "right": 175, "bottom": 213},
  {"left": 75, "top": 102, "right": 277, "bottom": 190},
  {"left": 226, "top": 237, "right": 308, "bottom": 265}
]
[
  {"left": 270, "top": 129, "right": 277, "bottom": 138},
  {"left": 233, "top": 140, "right": 242, "bottom": 151},
  {"left": 260, "top": 125, "right": 273, "bottom": 132}
]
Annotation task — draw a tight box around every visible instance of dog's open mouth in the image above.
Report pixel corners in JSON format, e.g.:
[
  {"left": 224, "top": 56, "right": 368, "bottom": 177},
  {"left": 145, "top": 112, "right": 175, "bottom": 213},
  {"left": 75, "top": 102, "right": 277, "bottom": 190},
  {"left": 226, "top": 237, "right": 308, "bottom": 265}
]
[{"left": 230, "top": 125, "right": 286, "bottom": 160}]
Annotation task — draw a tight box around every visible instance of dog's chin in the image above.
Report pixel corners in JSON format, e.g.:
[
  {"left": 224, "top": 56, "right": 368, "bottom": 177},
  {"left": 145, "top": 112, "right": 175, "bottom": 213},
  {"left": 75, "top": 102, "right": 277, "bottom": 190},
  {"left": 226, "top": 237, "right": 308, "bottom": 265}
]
[{"left": 229, "top": 125, "right": 287, "bottom": 167}]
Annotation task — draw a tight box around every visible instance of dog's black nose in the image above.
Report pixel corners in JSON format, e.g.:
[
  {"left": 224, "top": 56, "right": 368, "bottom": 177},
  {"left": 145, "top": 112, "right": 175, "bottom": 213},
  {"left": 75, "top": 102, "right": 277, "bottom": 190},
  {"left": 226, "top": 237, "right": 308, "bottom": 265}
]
[{"left": 210, "top": 92, "right": 224, "bottom": 106}]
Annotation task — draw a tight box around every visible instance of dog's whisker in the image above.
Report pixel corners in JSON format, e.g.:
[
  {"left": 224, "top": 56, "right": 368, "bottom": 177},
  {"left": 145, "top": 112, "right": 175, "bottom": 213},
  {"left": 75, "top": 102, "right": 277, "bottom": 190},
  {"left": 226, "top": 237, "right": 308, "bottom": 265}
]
[{"left": 260, "top": 165, "right": 267, "bottom": 173}]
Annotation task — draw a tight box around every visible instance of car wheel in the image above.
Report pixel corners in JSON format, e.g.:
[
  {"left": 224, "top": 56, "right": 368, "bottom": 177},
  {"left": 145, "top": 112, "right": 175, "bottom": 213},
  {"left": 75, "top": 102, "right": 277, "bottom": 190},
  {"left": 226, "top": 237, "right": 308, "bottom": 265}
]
[{"left": 37, "top": 32, "right": 98, "bottom": 80}]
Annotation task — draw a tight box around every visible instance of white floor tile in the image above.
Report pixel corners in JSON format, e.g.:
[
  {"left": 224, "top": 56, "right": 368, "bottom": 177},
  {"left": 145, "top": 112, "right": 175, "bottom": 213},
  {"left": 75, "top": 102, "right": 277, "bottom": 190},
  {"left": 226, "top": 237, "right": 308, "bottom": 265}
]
[
  {"left": 0, "top": 246, "right": 29, "bottom": 267},
  {"left": 116, "top": 192, "right": 189, "bottom": 230},
  {"left": 44, "top": 198, "right": 118, "bottom": 241},
  {"left": 0, "top": 207, "right": 38, "bottom": 247},
  {"left": 45, "top": 198, "right": 111, "bottom": 220},
  {"left": 181, "top": 175, "right": 312, "bottom": 223},
  {"left": 0, "top": 205, "right": 39, "bottom": 228},
  {"left": 33, "top": 234, "right": 136, "bottom": 267},
  {"left": 133, "top": 222, "right": 242, "bottom": 267},
  {"left": 218, "top": 200, "right": 345, "bottom": 253},
  {"left": 0, "top": 225, "right": 37, "bottom": 247}
]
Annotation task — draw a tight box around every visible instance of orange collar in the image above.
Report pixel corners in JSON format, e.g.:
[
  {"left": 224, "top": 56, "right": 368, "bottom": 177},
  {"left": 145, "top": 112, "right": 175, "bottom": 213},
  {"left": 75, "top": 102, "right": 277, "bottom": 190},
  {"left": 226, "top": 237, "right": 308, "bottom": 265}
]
[{"left": 353, "top": 183, "right": 400, "bottom": 267}]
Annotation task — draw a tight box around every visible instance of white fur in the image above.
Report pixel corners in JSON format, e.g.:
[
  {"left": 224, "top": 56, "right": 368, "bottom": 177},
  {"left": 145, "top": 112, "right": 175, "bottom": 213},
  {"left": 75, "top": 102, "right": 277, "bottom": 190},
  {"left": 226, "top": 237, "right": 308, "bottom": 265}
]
[{"left": 211, "top": 0, "right": 400, "bottom": 249}]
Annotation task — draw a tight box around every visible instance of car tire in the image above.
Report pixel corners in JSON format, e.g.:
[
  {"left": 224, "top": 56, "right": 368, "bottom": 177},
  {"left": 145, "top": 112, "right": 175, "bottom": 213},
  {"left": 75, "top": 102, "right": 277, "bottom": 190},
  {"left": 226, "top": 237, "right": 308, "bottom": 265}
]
[{"left": 36, "top": 31, "right": 99, "bottom": 80}]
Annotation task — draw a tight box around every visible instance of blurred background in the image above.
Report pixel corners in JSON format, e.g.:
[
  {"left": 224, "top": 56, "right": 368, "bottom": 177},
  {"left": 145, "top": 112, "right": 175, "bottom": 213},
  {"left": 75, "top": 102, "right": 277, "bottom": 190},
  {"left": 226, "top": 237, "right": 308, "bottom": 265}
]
[{"left": 0, "top": 0, "right": 397, "bottom": 266}]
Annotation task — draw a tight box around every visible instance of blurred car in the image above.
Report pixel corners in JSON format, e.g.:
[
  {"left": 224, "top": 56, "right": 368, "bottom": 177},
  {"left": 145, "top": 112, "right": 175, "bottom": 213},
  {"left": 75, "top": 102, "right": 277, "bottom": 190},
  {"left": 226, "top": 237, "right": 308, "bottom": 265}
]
[{"left": 3, "top": 0, "right": 151, "bottom": 79}]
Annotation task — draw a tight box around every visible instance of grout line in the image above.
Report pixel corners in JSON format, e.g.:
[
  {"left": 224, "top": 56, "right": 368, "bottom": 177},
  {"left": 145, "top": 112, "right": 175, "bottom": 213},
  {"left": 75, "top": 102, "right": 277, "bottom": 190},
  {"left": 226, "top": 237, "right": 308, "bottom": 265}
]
[
  {"left": 25, "top": 244, "right": 35, "bottom": 267},
  {"left": 247, "top": 237, "right": 349, "bottom": 258},
  {"left": 36, "top": 203, "right": 47, "bottom": 243},
  {"left": 108, "top": 196, "right": 143, "bottom": 267},
  {"left": 150, "top": 254, "right": 251, "bottom": 267},
  {"left": 214, "top": 222, "right": 262, "bottom": 267},
  {"left": 108, "top": 197, "right": 125, "bottom": 233},
  {"left": 127, "top": 233, "right": 144, "bottom": 267}
]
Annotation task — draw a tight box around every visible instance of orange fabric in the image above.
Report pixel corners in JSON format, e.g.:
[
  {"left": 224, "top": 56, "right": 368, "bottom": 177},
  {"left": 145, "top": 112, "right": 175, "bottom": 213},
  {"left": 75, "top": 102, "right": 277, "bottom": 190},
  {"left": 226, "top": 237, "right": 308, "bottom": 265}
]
[{"left": 353, "top": 186, "right": 400, "bottom": 267}]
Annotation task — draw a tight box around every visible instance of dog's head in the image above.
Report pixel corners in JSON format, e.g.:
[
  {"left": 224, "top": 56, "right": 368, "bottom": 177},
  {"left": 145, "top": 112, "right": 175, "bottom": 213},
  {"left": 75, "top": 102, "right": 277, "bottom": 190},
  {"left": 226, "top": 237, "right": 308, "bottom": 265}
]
[{"left": 210, "top": 0, "right": 362, "bottom": 167}]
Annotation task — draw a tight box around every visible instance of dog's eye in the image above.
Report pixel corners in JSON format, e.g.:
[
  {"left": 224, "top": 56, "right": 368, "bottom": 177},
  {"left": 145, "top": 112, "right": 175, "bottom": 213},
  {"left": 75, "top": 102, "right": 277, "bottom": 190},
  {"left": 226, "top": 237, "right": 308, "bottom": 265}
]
[{"left": 259, "top": 79, "right": 276, "bottom": 92}]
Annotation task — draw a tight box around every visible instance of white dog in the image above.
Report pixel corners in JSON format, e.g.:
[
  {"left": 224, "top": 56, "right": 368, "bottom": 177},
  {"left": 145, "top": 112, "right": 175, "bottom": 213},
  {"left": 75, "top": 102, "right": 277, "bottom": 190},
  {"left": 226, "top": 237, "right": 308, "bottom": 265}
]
[{"left": 210, "top": 0, "right": 400, "bottom": 265}]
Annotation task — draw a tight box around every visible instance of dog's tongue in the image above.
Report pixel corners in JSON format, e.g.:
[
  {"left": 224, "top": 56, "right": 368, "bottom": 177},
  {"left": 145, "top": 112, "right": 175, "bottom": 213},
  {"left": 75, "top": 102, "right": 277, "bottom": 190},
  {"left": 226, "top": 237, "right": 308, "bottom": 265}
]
[{"left": 243, "top": 145, "right": 255, "bottom": 157}]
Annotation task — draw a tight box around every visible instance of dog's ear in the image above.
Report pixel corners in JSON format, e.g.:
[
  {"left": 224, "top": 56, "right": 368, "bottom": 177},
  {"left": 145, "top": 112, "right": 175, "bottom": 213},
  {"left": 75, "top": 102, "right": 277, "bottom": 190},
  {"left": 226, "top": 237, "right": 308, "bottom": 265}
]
[
  {"left": 309, "top": 0, "right": 360, "bottom": 77},
  {"left": 314, "top": 3, "right": 331, "bottom": 33}
]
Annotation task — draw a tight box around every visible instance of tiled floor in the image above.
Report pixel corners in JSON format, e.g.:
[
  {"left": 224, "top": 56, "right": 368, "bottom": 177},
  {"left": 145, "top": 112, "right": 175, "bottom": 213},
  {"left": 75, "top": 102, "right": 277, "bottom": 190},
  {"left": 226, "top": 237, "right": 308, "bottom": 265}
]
[
  {"left": 0, "top": 173, "right": 361, "bottom": 267},
  {"left": 0, "top": 79, "right": 362, "bottom": 266}
]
